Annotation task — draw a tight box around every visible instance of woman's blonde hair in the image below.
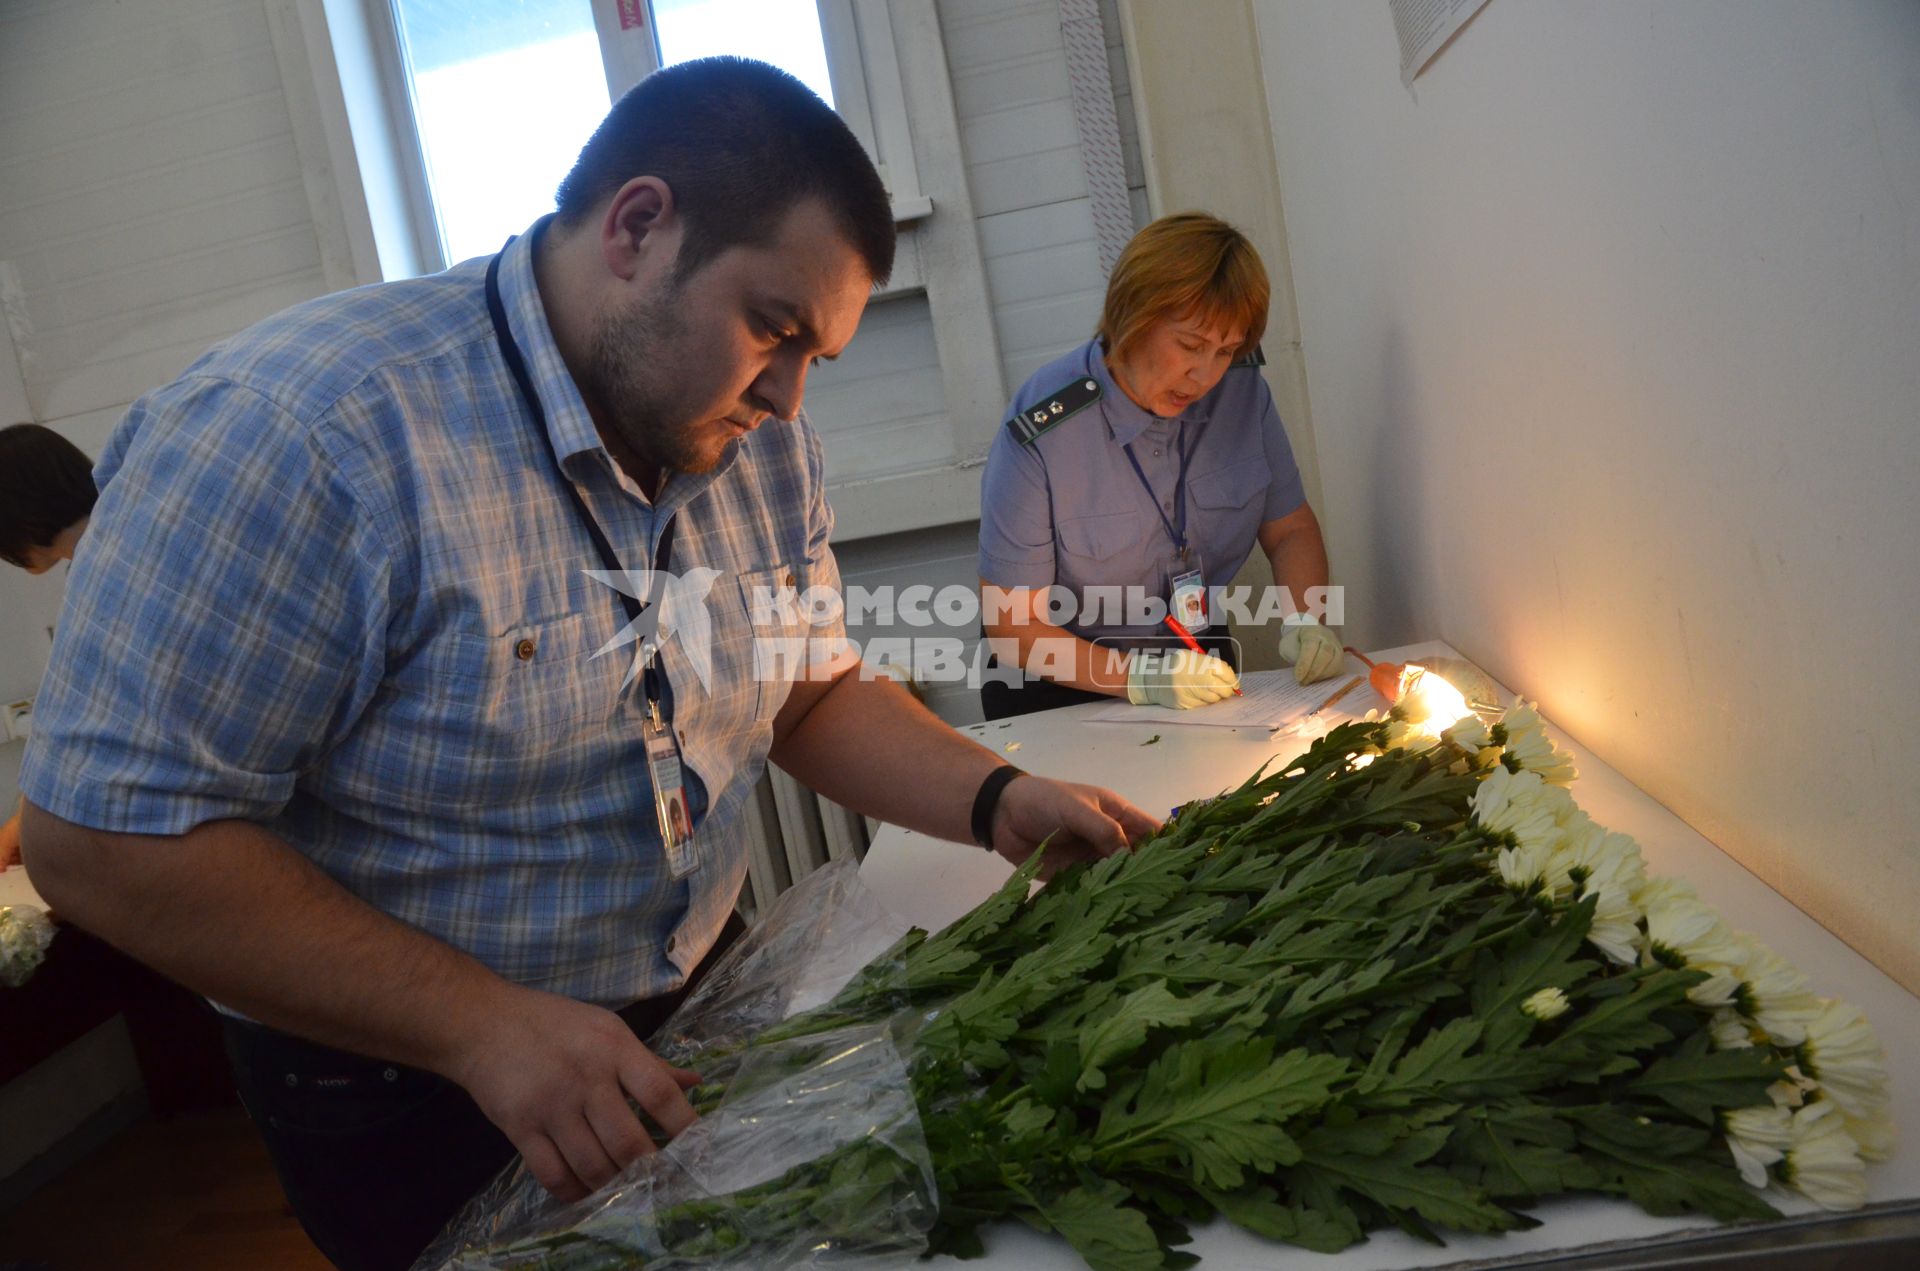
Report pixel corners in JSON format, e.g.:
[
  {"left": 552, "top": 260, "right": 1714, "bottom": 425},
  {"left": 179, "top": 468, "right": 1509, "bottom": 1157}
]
[{"left": 1097, "top": 212, "right": 1269, "bottom": 365}]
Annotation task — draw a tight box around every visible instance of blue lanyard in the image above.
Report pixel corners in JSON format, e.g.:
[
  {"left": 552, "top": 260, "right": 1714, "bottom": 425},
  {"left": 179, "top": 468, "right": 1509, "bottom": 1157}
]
[
  {"left": 484, "top": 244, "right": 677, "bottom": 718},
  {"left": 1123, "top": 420, "right": 1194, "bottom": 558}
]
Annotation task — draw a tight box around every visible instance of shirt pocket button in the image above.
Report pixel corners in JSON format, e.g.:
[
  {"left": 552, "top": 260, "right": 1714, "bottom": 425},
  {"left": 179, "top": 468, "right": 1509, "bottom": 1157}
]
[{"left": 514, "top": 637, "right": 537, "bottom": 661}]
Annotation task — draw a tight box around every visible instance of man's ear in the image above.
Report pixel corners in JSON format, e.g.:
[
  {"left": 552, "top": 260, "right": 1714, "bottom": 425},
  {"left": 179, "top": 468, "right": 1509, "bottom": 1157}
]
[{"left": 600, "top": 176, "right": 675, "bottom": 282}]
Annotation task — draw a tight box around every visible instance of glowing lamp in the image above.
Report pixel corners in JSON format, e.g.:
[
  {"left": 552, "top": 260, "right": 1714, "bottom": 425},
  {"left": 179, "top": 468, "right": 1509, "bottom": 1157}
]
[{"left": 1347, "top": 649, "right": 1476, "bottom": 736}]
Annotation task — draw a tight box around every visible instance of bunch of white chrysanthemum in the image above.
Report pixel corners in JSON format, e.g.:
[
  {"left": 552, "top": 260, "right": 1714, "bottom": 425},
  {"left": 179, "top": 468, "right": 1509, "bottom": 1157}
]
[
  {"left": 1445, "top": 696, "right": 1890, "bottom": 1210},
  {"left": 1459, "top": 724, "right": 1647, "bottom": 965},
  {"left": 1491, "top": 699, "right": 1578, "bottom": 785},
  {"left": 0, "top": 905, "right": 55, "bottom": 988}
]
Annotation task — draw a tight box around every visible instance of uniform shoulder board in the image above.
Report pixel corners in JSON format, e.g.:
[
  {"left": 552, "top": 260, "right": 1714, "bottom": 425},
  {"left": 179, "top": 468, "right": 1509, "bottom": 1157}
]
[
  {"left": 1232, "top": 344, "right": 1267, "bottom": 368},
  {"left": 1006, "top": 374, "right": 1102, "bottom": 446}
]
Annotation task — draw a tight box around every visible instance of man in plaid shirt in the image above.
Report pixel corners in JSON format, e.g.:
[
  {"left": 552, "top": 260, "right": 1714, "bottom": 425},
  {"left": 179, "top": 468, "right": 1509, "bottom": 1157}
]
[{"left": 20, "top": 58, "right": 1155, "bottom": 1271}]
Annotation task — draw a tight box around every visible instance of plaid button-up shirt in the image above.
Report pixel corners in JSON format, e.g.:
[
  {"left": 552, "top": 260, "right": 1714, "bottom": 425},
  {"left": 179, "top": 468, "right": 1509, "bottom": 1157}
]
[{"left": 21, "top": 223, "right": 847, "bottom": 1006}]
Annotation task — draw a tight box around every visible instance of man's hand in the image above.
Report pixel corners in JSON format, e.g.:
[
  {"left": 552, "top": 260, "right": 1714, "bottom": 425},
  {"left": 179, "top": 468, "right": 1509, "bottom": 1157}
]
[
  {"left": 0, "top": 808, "right": 21, "bottom": 870},
  {"left": 1126, "top": 649, "right": 1240, "bottom": 708},
  {"left": 989, "top": 775, "right": 1160, "bottom": 877},
  {"left": 446, "top": 984, "right": 703, "bottom": 1203}
]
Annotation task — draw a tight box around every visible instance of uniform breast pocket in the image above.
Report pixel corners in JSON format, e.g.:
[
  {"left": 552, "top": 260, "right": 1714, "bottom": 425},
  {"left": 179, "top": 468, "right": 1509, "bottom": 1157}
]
[
  {"left": 735, "top": 565, "right": 805, "bottom": 725},
  {"left": 1188, "top": 463, "right": 1268, "bottom": 559},
  {"left": 1057, "top": 510, "right": 1146, "bottom": 564}
]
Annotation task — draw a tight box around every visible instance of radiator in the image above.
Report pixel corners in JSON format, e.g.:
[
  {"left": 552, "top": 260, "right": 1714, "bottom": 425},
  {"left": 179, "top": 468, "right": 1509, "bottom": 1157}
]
[{"left": 737, "top": 770, "right": 873, "bottom": 921}]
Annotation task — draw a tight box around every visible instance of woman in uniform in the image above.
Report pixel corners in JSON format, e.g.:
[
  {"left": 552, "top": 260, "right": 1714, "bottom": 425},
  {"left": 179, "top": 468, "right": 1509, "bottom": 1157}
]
[{"left": 976, "top": 213, "right": 1342, "bottom": 720}]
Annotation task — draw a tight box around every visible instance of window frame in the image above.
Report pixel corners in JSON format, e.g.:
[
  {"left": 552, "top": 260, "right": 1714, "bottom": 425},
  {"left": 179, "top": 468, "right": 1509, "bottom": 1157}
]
[
  {"left": 310, "top": 0, "right": 930, "bottom": 278},
  {"left": 276, "top": 0, "right": 1003, "bottom": 541}
]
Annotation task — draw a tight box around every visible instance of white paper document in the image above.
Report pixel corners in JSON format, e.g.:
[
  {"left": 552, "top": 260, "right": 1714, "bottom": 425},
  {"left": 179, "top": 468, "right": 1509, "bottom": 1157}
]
[{"left": 1087, "top": 669, "right": 1364, "bottom": 730}]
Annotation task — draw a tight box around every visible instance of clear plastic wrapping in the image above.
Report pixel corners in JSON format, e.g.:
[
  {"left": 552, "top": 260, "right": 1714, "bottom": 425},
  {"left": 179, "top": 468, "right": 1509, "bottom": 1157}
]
[{"left": 416, "top": 862, "right": 930, "bottom": 1271}]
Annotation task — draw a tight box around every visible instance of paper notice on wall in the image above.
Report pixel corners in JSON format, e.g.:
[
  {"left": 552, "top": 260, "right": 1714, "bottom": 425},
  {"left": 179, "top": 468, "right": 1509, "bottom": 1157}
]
[{"left": 1390, "top": 0, "right": 1493, "bottom": 85}]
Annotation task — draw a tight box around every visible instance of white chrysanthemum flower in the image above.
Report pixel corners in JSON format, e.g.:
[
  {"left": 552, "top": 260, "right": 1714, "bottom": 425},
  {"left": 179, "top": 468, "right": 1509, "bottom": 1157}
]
[
  {"left": 1729, "top": 942, "right": 1823, "bottom": 1047},
  {"left": 1768, "top": 1063, "right": 1817, "bottom": 1110},
  {"left": 1521, "top": 987, "right": 1570, "bottom": 1021},
  {"left": 1555, "top": 819, "right": 1646, "bottom": 895},
  {"left": 1536, "top": 816, "right": 1644, "bottom": 963},
  {"left": 1442, "top": 713, "right": 1491, "bottom": 754},
  {"left": 1497, "top": 842, "right": 1555, "bottom": 893},
  {"left": 1472, "top": 767, "right": 1573, "bottom": 854},
  {"left": 1641, "top": 884, "right": 1744, "bottom": 976},
  {"left": 1686, "top": 967, "right": 1744, "bottom": 1009},
  {"left": 1631, "top": 874, "right": 1697, "bottom": 911},
  {"left": 1845, "top": 1112, "right": 1896, "bottom": 1163},
  {"left": 1724, "top": 1104, "right": 1793, "bottom": 1188},
  {"left": 0, "top": 905, "right": 56, "bottom": 989},
  {"left": 1496, "top": 699, "right": 1578, "bottom": 786},
  {"left": 1709, "top": 1008, "right": 1758, "bottom": 1050},
  {"left": 1782, "top": 1100, "right": 1868, "bottom": 1210},
  {"left": 1802, "top": 999, "right": 1891, "bottom": 1124},
  {"left": 1583, "top": 883, "right": 1644, "bottom": 965},
  {"left": 1382, "top": 717, "right": 1441, "bottom": 753}
]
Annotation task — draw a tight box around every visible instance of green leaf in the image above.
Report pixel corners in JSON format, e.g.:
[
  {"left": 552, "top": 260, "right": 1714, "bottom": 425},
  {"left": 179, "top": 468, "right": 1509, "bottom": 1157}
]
[
  {"left": 1570, "top": 1105, "right": 1712, "bottom": 1158},
  {"left": 1032, "top": 1179, "right": 1166, "bottom": 1271},
  {"left": 1588, "top": 1150, "right": 1782, "bottom": 1222},
  {"left": 1470, "top": 900, "right": 1599, "bottom": 1053},
  {"left": 1447, "top": 1104, "right": 1599, "bottom": 1198},
  {"left": 1205, "top": 1184, "right": 1364, "bottom": 1254},
  {"left": 1554, "top": 968, "right": 1701, "bottom": 1059},
  {"left": 1079, "top": 982, "right": 1230, "bottom": 1091},
  {"left": 1097, "top": 1039, "right": 1346, "bottom": 1189},
  {"left": 1631, "top": 1033, "right": 1788, "bottom": 1124},
  {"left": 1297, "top": 1151, "right": 1523, "bottom": 1236}
]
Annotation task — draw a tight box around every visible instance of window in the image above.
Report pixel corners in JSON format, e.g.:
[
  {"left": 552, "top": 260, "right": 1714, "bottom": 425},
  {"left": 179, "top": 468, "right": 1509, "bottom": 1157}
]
[{"left": 359, "top": 0, "right": 919, "bottom": 271}]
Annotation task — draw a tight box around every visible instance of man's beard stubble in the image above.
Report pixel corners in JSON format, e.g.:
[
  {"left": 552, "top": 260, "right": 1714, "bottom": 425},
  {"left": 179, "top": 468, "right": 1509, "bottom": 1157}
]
[{"left": 584, "top": 289, "right": 726, "bottom": 478}]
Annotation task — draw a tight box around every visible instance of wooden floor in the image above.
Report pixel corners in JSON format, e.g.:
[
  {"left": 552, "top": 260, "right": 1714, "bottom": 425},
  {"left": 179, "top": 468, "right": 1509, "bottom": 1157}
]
[{"left": 0, "top": 1109, "right": 333, "bottom": 1271}]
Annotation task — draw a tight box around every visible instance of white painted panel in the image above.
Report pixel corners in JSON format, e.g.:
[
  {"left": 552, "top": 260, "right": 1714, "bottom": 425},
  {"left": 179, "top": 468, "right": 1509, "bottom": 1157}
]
[
  {"left": 806, "top": 293, "right": 957, "bottom": 482},
  {"left": 15, "top": 185, "right": 314, "bottom": 288},
  {"left": 1250, "top": 0, "right": 1920, "bottom": 988},
  {"left": 0, "top": 0, "right": 330, "bottom": 442}
]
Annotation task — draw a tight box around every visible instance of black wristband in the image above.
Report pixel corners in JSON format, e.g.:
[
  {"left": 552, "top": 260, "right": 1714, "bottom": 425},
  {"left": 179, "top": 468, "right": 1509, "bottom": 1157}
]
[{"left": 970, "top": 765, "right": 1025, "bottom": 848}]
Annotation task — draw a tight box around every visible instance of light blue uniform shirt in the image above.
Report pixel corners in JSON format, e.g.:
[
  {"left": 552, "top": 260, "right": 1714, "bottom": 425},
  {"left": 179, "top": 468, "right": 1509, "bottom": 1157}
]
[
  {"left": 20, "top": 222, "right": 843, "bottom": 1008},
  {"left": 977, "top": 337, "right": 1306, "bottom": 643}
]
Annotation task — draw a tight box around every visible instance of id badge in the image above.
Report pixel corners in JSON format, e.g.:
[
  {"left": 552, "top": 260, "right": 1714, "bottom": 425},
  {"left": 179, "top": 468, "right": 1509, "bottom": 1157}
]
[
  {"left": 643, "top": 717, "right": 698, "bottom": 879},
  {"left": 1170, "top": 566, "right": 1210, "bottom": 634}
]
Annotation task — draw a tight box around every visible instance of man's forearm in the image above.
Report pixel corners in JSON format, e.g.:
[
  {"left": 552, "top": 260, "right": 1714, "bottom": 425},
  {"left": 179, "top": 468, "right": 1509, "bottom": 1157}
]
[
  {"left": 767, "top": 672, "right": 1009, "bottom": 845},
  {"left": 19, "top": 805, "right": 510, "bottom": 1074}
]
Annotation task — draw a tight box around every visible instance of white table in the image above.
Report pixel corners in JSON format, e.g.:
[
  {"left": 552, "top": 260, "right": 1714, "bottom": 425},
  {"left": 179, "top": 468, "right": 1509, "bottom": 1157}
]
[{"left": 859, "top": 642, "right": 1920, "bottom": 1268}]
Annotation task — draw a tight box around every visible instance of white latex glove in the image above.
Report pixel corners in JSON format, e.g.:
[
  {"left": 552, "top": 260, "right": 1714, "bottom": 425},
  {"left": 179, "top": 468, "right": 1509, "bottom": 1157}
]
[
  {"left": 1279, "top": 615, "right": 1345, "bottom": 685},
  {"left": 1126, "top": 648, "right": 1240, "bottom": 709}
]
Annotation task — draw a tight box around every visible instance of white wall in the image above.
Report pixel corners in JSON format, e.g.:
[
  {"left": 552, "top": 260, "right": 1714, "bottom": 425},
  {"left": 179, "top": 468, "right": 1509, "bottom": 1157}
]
[{"left": 1251, "top": 1, "right": 1920, "bottom": 989}]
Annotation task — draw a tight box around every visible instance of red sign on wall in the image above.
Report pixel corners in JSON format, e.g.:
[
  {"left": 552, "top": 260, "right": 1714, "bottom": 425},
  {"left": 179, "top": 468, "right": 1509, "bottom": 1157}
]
[{"left": 617, "top": 0, "right": 646, "bottom": 31}]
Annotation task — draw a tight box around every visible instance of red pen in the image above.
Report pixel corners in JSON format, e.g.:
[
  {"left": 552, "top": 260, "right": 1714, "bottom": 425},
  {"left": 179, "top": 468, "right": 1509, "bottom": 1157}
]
[{"left": 1163, "top": 614, "right": 1242, "bottom": 696}]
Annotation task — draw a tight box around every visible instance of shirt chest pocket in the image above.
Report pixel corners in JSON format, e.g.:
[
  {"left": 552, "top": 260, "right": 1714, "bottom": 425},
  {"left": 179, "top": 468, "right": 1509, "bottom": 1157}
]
[
  {"left": 1187, "top": 463, "right": 1267, "bottom": 513},
  {"left": 1186, "top": 463, "right": 1269, "bottom": 564},
  {"left": 731, "top": 564, "right": 808, "bottom": 725},
  {"left": 1057, "top": 510, "right": 1147, "bottom": 564},
  {"left": 375, "top": 613, "right": 618, "bottom": 803}
]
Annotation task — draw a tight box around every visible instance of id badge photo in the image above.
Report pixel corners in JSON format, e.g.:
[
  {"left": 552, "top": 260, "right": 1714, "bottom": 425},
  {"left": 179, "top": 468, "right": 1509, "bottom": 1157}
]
[
  {"left": 1170, "top": 565, "right": 1210, "bottom": 634},
  {"left": 643, "top": 717, "right": 698, "bottom": 879}
]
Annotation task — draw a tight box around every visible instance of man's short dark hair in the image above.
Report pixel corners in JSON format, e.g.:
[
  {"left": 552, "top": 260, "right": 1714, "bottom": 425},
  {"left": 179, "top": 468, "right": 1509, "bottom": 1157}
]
[
  {"left": 555, "top": 57, "right": 895, "bottom": 287},
  {"left": 0, "top": 423, "right": 97, "bottom": 567}
]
